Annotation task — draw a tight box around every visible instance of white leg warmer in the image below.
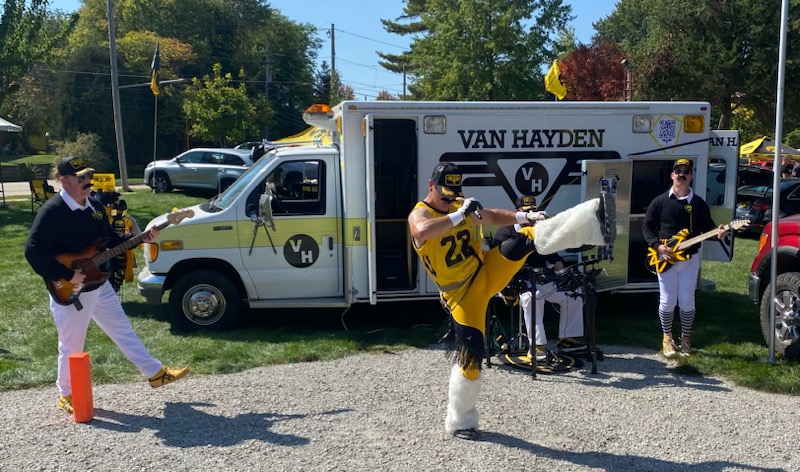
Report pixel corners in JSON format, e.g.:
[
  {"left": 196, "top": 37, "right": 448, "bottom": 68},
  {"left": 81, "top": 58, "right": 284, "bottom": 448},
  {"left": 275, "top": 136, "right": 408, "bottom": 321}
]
[
  {"left": 444, "top": 364, "right": 482, "bottom": 434},
  {"left": 534, "top": 198, "right": 606, "bottom": 255}
]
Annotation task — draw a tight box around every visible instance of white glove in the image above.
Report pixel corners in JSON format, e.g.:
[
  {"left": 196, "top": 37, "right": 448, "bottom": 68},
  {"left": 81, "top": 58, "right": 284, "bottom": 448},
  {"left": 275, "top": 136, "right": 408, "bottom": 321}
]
[
  {"left": 458, "top": 197, "right": 483, "bottom": 218},
  {"left": 526, "top": 210, "right": 548, "bottom": 222}
]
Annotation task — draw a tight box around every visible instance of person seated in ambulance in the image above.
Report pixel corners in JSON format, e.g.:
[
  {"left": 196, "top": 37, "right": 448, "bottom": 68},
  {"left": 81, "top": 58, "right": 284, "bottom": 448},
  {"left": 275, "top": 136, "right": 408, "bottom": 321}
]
[{"left": 494, "top": 195, "right": 587, "bottom": 361}]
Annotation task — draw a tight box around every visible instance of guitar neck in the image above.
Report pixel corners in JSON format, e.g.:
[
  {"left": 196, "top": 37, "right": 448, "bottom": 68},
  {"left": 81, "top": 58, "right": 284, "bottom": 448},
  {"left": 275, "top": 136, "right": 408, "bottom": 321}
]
[
  {"left": 676, "top": 228, "right": 718, "bottom": 250},
  {"left": 90, "top": 220, "right": 170, "bottom": 266}
]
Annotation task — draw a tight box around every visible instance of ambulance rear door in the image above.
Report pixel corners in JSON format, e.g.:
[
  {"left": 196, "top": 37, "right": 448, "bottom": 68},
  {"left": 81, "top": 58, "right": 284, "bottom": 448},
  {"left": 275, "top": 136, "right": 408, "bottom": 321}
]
[
  {"left": 705, "top": 130, "right": 740, "bottom": 263},
  {"left": 583, "top": 160, "right": 632, "bottom": 292}
]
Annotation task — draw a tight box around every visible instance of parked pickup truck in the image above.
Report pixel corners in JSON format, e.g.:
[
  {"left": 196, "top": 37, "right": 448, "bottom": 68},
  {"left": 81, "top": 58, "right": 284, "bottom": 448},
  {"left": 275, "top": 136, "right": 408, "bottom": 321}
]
[{"left": 748, "top": 214, "right": 800, "bottom": 355}]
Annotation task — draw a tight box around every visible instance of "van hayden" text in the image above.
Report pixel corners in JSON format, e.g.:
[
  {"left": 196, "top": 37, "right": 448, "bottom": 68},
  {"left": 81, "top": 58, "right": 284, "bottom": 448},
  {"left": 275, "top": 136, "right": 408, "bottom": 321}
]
[{"left": 457, "top": 129, "right": 605, "bottom": 149}]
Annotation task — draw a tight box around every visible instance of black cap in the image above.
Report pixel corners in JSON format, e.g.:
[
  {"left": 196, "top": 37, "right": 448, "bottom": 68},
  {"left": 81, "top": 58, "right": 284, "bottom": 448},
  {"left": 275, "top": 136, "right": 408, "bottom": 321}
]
[
  {"left": 673, "top": 158, "right": 693, "bottom": 170},
  {"left": 515, "top": 195, "right": 537, "bottom": 211},
  {"left": 57, "top": 156, "right": 95, "bottom": 177},
  {"left": 431, "top": 162, "right": 463, "bottom": 198}
]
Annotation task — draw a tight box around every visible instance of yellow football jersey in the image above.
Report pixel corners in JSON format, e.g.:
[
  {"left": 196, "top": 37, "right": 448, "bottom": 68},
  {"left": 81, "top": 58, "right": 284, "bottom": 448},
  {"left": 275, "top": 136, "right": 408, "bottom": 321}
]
[{"left": 411, "top": 201, "right": 484, "bottom": 304}]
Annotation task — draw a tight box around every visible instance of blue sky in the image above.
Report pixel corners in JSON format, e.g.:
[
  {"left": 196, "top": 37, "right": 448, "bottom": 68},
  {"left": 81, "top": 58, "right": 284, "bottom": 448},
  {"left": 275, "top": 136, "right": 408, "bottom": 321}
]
[{"left": 48, "top": 0, "right": 618, "bottom": 99}]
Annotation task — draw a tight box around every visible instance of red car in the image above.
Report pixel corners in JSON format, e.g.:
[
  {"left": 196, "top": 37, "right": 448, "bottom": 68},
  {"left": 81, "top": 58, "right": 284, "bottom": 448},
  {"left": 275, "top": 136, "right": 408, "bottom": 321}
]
[{"left": 748, "top": 214, "right": 800, "bottom": 354}]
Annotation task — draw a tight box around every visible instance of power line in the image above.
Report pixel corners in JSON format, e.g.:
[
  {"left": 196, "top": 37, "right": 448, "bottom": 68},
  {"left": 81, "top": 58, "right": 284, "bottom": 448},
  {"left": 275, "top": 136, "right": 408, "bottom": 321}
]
[{"left": 334, "top": 27, "right": 408, "bottom": 50}]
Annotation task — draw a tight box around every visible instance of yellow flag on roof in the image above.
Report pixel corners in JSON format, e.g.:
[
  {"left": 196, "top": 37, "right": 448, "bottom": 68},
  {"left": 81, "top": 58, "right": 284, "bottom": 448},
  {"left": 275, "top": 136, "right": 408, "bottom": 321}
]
[{"left": 544, "top": 60, "right": 566, "bottom": 100}]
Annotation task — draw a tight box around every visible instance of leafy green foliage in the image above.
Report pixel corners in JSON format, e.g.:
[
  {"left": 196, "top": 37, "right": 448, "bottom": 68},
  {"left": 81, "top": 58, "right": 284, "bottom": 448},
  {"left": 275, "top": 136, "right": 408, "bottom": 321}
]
[
  {"left": 182, "top": 64, "right": 266, "bottom": 146},
  {"left": 51, "top": 132, "right": 114, "bottom": 174},
  {"left": 596, "top": 0, "right": 800, "bottom": 131},
  {"left": 387, "top": 0, "right": 573, "bottom": 100},
  {"left": 0, "top": 0, "right": 76, "bottom": 109}
]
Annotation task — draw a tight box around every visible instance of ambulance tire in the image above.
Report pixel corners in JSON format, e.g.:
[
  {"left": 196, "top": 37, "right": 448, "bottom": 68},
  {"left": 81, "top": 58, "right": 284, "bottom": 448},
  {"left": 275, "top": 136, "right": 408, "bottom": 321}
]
[{"left": 169, "top": 270, "right": 241, "bottom": 331}]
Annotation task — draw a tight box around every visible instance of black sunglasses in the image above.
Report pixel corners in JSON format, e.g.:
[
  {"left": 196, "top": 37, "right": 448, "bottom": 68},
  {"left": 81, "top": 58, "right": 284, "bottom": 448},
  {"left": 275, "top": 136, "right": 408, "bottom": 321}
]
[
  {"left": 76, "top": 173, "right": 94, "bottom": 184},
  {"left": 438, "top": 190, "right": 456, "bottom": 203},
  {"left": 673, "top": 168, "right": 692, "bottom": 176}
]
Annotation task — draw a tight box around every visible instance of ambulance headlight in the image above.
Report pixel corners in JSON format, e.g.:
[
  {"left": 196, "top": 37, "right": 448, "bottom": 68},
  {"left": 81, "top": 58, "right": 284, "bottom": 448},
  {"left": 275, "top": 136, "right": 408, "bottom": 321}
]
[
  {"left": 632, "top": 115, "right": 652, "bottom": 133},
  {"left": 424, "top": 116, "right": 446, "bottom": 134},
  {"left": 160, "top": 240, "right": 184, "bottom": 251}
]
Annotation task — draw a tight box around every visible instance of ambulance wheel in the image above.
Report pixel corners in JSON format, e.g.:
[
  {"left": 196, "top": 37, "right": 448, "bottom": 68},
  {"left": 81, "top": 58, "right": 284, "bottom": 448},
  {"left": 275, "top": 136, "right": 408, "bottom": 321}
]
[{"left": 169, "top": 270, "right": 241, "bottom": 331}]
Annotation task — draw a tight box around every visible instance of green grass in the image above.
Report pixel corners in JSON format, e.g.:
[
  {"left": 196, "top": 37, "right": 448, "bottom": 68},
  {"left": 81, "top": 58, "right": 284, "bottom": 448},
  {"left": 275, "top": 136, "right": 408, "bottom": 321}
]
[
  {"left": 1, "top": 193, "right": 798, "bottom": 395},
  {"left": 0, "top": 153, "right": 57, "bottom": 165},
  {"left": 0, "top": 192, "right": 443, "bottom": 392}
]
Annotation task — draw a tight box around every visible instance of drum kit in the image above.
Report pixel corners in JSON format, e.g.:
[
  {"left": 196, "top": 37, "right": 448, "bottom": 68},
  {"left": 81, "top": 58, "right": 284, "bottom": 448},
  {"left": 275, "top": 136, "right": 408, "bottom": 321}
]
[{"left": 485, "top": 249, "right": 608, "bottom": 378}]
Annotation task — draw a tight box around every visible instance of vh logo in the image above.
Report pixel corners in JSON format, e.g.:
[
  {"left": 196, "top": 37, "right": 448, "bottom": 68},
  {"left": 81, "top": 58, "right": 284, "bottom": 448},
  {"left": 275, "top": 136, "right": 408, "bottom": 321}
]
[
  {"left": 515, "top": 162, "right": 549, "bottom": 196},
  {"left": 283, "top": 234, "right": 320, "bottom": 268}
]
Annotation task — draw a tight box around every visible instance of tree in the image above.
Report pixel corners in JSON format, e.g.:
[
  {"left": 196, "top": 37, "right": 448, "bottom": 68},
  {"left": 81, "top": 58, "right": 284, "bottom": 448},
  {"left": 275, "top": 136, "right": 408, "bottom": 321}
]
[
  {"left": 0, "top": 0, "right": 76, "bottom": 109},
  {"left": 378, "top": 0, "right": 427, "bottom": 75},
  {"left": 558, "top": 39, "right": 627, "bottom": 101},
  {"left": 47, "top": 0, "right": 318, "bottom": 155},
  {"left": 387, "top": 0, "right": 573, "bottom": 100},
  {"left": 596, "top": 0, "right": 800, "bottom": 131},
  {"left": 314, "top": 61, "right": 332, "bottom": 106},
  {"left": 376, "top": 90, "right": 397, "bottom": 101},
  {"left": 182, "top": 63, "right": 265, "bottom": 146},
  {"left": 330, "top": 70, "right": 354, "bottom": 104}
]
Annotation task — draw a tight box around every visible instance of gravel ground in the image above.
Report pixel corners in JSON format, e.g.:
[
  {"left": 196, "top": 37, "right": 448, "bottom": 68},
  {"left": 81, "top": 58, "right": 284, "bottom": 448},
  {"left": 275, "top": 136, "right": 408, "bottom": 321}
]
[{"left": 0, "top": 346, "right": 797, "bottom": 472}]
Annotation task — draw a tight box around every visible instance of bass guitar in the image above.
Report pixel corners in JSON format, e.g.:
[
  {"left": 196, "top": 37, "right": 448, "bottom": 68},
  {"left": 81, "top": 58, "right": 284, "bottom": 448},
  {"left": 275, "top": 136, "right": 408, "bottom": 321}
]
[
  {"left": 645, "top": 219, "right": 749, "bottom": 274},
  {"left": 48, "top": 209, "right": 194, "bottom": 308}
]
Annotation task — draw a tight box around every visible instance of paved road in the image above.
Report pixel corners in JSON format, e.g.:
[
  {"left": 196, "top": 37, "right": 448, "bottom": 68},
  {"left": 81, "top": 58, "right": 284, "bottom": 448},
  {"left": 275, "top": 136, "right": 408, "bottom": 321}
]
[{"left": 1, "top": 180, "right": 149, "bottom": 198}]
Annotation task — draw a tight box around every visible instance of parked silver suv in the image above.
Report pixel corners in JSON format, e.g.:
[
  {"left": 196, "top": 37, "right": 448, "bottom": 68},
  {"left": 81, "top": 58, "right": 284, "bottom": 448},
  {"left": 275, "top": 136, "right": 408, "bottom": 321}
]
[{"left": 144, "top": 148, "right": 254, "bottom": 193}]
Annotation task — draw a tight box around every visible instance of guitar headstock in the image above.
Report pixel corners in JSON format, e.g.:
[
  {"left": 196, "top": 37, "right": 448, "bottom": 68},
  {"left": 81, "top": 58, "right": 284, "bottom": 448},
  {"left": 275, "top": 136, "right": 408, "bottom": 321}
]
[
  {"left": 729, "top": 219, "right": 750, "bottom": 231},
  {"left": 166, "top": 208, "right": 195, "bottom": 226}
]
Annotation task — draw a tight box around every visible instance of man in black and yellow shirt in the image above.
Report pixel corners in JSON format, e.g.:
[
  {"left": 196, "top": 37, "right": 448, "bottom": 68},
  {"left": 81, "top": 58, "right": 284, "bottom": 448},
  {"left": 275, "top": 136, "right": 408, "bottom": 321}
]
[
  {"left": 408, "top": 162, "right": 616, "bottom": 440},
  {"left": 642, "top": 158, "right": 728, "bottom": 358}
]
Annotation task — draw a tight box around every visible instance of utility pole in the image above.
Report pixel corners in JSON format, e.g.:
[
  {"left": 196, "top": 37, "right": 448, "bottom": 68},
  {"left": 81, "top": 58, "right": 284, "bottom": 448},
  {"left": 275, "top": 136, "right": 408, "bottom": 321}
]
[
  {"left": 621, "top": 58, "right": 632, "bottom": 102},
  {"left": 107, "top": 0, "right": 129, "bottom": 191},
  {"left": 402, "top": 64, "right": 407, "bottom": 100},
  {"left": 330, "top": 24, "right": 336, "bottom": 77},
  {"left": 264, "top": 48, "right": 271, "bottom": 140}
]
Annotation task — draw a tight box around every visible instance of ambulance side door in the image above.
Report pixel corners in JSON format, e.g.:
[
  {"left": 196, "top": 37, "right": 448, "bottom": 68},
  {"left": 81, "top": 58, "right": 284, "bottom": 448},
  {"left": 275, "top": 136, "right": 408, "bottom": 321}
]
[{"left": 238, "top": 155, "right": 342, "bottom": 299}]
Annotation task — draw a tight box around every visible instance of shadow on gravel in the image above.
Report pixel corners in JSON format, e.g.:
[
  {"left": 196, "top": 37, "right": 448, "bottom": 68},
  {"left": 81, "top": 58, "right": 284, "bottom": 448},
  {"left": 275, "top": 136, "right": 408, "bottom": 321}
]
[
  {"left": 91, "top": 403, "right": 352, "bottom": 447},
  {"left": 481, "top": 431, "right": 787, "bottom": 472},
  {"left": 495, "top": 350, "right": 732, "bottom": 394}
]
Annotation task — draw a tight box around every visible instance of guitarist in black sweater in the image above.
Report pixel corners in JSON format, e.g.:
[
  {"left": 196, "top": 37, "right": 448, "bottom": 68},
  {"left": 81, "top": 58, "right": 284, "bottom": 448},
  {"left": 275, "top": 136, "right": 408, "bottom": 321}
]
[
  {"left": 24, "top": 156, "right": 188, "bottom": 415},
  {"left": 642, "top": 158, "right": 729, "bottom": 358}
]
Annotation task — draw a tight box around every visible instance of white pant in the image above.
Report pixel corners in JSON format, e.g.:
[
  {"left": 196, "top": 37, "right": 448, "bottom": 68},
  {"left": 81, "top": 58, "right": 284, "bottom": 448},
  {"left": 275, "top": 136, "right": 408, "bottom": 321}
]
[
  {"left": 519, "top": 282, "right": 583, "bottom": 346},
  {"left": 656, "top": 255, "right": 700, "bottom": 314},
  {"left": 50, "top": 281, "right": 162, "bottom": 396}
]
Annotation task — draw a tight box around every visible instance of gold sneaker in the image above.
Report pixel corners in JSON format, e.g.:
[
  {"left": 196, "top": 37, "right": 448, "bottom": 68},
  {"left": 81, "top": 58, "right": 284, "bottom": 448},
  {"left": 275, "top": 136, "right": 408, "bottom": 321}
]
[
  {"left": 662, "top": 334, "right": 678, "bottom": 358},
  {"left": 679, "top": 336, "right": 692, "bottom": 357},
  {"left": 148, "top": 366, "right": 189, "bottom": 388},
  {"left": 527, "top": 345, "right": 548, "bottom": 362},
  {"left": 57, "top": 395, "right": 74, "bottom": 414}
]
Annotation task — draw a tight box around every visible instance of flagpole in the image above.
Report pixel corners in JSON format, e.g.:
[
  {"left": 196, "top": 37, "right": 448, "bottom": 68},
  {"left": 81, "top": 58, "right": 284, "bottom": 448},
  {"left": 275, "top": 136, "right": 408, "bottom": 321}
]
[
  {"left": 152, "top": 95, "right": 158, "bottom": 193},
  {"left": 767, "top": 0, "right": 790, "bottom": 364},
  {"left": 149, "top": 38, "right": 160, "bottom": 193}
]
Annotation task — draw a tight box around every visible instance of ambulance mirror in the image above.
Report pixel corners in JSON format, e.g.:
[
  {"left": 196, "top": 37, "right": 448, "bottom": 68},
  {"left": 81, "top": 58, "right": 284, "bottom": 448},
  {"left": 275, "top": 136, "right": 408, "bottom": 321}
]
[{"left": 258, "top": 191, "right": 276, "bottom": 230}]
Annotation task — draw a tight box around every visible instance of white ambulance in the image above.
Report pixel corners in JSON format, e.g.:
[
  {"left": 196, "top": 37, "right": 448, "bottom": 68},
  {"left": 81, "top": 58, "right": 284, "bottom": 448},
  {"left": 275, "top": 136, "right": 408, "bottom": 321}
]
[{"left": 137, "top": 101, "right": 740, "bottom": 330}]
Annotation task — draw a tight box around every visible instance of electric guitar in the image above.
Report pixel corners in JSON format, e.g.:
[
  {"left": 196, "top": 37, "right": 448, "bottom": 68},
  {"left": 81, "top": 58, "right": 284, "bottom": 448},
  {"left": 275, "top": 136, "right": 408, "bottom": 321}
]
[
  {"left": 48, "top": 209, "right": 194, "bottom": 308},
  {"left": 645, "top": 219, "right": 749, "bottom": 274}
]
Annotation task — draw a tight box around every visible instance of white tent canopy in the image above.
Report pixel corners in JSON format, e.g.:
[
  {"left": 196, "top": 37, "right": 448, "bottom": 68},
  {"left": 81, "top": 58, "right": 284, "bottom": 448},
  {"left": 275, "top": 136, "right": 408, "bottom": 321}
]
[{"left": 0, "top": 117, "right": 22, "bottom": 132}]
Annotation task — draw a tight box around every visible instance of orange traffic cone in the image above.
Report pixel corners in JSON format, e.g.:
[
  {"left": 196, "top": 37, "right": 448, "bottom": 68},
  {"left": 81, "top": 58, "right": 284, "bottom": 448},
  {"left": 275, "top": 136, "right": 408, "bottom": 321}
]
[{"left": 68, "top": 353, "right": 94, "bottom": 423}]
